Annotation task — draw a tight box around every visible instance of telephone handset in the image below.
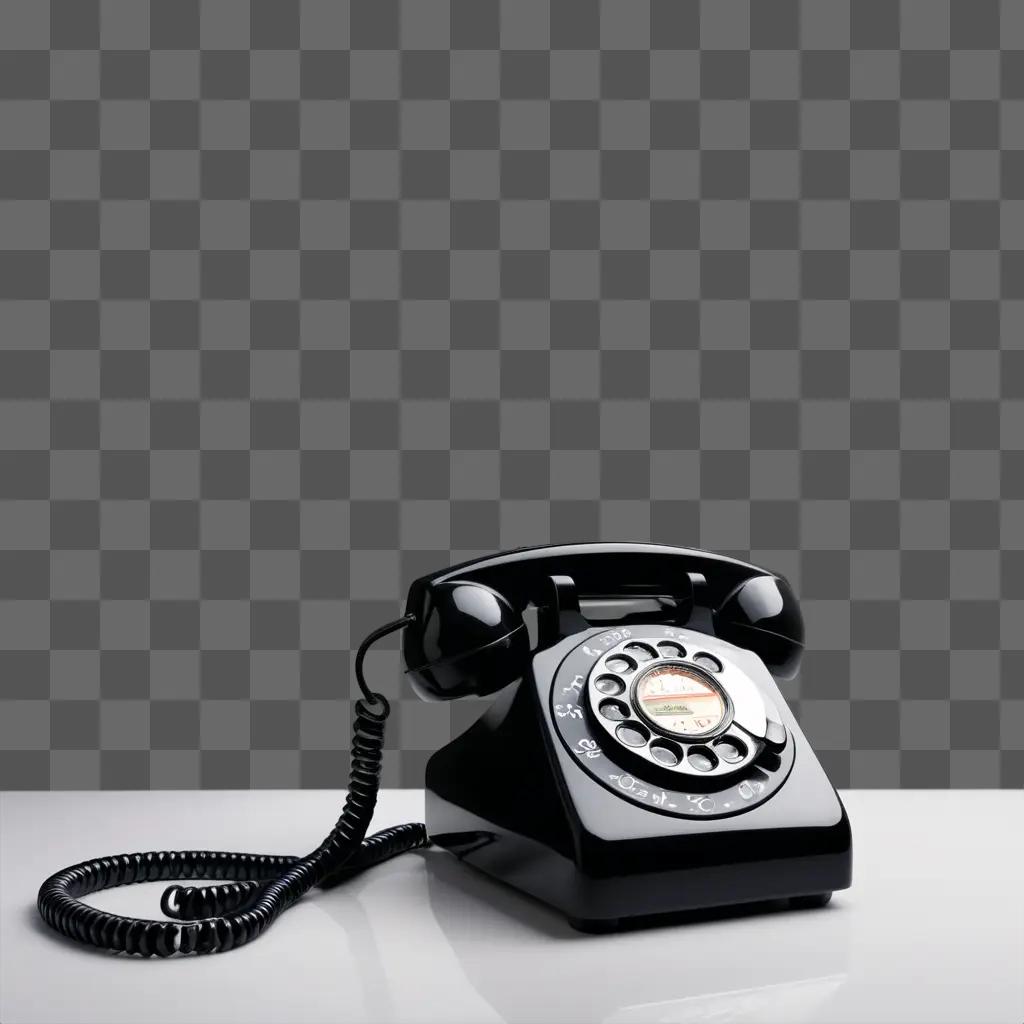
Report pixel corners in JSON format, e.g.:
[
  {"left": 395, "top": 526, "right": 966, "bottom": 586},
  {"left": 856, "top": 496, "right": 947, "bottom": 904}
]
[
  {"left": 402, "top": 542, "right": 805, "bottom": 698},
  {"left": 38, "top": 543, "right": 851, "bottom": 955}
]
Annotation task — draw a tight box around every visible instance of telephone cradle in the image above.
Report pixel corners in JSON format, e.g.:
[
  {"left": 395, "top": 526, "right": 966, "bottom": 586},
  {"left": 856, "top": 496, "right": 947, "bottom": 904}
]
[{"left": 37, "top": 543, "right": 851, "bottom": 954}]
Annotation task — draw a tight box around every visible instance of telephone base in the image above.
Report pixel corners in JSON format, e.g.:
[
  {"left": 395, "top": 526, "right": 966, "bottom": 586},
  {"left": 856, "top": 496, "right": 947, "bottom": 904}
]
[
  {"left": 426, "top": 779, "right": 848, "bottom": 931},
  {"left": 427, "top": 793, "right": 847, "bottom": 931},
  {"left": 790, "top": 891, "right": 833, "bottom": 910},
  {"left": 424, "top": 666, "right": 851, "bottom": 932},
  {"left": 566, "top": 892, "right": 833, "bottom": 935}
]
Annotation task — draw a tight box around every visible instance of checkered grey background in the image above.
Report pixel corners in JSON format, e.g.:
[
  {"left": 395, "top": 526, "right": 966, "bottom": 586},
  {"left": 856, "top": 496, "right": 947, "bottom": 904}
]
[{"left": 1, "top": 0, "right": 1022, "bottom": 791}]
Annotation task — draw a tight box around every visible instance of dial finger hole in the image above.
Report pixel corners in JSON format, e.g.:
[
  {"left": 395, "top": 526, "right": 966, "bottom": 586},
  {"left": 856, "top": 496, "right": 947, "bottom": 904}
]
[
  {"left": 713, "top": 737, "right": 747, "bottom": 763},
  {"left": 692, "top": 653, "right": 722, "bottom": 673},
  {"left": 604, "top": 655, "right": 637, "bottom": 675},
  {"left": 599, "top": 698, "right": 630, "bottom": 722},
  {"left": 649, "top": 740, "right": 682, "bottom": 767},
  {"left": 615, "top": 722, "right": 650, "bottom": 747},
  {"left": 622, "top": 642, "right": 657, "bottom": 662},
  {"left": 687, "top": 746, "right": 718, "bottom": 772},
  {"left": 594, "top": 675, "right": 625, "bottom": 696},
  {"left": 657, "top": 641, "right": 686, "bottom": 659}
]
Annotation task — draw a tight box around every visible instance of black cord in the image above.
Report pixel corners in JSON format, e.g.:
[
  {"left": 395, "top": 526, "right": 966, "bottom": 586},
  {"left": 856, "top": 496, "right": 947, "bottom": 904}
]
[
  {"left": 37, "top": 616, "right": 428, "bottom": 957},
  {"left": 354, "top": 613, "right": 416, "bottom": 710}
]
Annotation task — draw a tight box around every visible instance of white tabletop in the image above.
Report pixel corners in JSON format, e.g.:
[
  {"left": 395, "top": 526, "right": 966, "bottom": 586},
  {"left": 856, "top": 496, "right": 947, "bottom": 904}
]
[{"left": 1, "top": 789, "right": 1021, "bottom": 1024}]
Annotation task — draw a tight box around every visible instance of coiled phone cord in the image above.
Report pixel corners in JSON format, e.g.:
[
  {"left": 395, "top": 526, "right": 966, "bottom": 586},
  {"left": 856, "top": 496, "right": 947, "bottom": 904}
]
[{"left": 37, "top": 615, "right": 428, "bottom": 957}]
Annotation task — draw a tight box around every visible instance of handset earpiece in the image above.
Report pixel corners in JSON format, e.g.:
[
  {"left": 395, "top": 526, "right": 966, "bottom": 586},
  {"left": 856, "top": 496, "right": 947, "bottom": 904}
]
[
  {"left": 713, "top": 574, "right": 804, "bottom": 680},
  {"left": 403, "top": 580, "right": 531, "bottom": 701}
]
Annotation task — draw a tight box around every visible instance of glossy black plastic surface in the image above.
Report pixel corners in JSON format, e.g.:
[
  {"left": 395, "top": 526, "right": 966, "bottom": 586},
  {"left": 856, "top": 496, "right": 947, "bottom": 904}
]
[
  {"left": 407, "top": 542, "right": 757, "bottom": 613},
  {"left": 714, "top": 575, "right": 804, "bottom": 679},
  {"left": 404, "top": 580, "right": 529, "bottom": 701},
  {"left": 425, "top": 624, "right": 851, "bottom": 930},
  {"left": 403, "top": 543, "right": 805, "bottom": 700},
  {"left": 407, "top": 544, "right": 845, "bottom": 929}
]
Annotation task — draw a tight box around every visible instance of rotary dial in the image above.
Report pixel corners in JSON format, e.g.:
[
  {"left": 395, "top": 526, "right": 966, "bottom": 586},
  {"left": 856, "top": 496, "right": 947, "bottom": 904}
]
[{"left": 585, "top": 637, "right": 783, "bottom": 781}]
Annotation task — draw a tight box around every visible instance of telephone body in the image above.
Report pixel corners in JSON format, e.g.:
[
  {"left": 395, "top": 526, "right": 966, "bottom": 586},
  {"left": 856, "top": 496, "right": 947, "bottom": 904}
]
[{"left": 404, "top": 543, "right": 852, "bottom": 932}]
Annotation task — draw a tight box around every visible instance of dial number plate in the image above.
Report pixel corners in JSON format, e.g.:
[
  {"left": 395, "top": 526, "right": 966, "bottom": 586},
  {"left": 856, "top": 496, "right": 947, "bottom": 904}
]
[{"left": 549, "top": 627, "right": 795, "bottom": 819}]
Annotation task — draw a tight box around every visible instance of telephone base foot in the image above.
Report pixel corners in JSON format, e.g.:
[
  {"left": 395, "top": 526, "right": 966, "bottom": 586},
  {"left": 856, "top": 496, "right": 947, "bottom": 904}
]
[
  {"left": 567, "top": 916, "right": 621, "bottom": 934},
  {"left": 790, "top": 892, "right": 832, "bottom": 910},
  {"left": 566, "top": 892, "right": 834, "bottom": 935}
]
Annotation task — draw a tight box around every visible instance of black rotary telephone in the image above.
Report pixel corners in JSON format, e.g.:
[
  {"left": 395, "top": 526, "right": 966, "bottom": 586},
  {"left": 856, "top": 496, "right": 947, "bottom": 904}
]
[{"left": 38, "top": 543, "right": 851, "bottom": 955}]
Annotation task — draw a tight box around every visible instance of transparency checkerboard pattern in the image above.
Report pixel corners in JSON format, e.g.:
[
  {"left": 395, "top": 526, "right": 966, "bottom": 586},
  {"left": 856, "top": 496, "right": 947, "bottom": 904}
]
[{"left": 0, "top": 0, "right": 1022, "bottom": 791}]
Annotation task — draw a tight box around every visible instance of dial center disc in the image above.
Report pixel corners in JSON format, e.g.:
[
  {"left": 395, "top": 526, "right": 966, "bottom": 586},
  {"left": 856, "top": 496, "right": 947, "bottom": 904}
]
[{"left": 632, "top": 663, "right": 728, "bottom": 739}]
